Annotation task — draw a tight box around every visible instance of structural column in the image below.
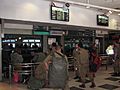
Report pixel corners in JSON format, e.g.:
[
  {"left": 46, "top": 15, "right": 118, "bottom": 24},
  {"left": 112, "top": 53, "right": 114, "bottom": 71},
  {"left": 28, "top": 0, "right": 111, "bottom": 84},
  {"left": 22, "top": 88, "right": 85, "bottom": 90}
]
[
  {"left": 0, "top": 19, "right": 4, "bottom": 81},
  {"left": 0, "top": 24, "right": 2, "bottom": 81},
  {"left": 43, "top": 35, "right": 48, "bottom": 53}
]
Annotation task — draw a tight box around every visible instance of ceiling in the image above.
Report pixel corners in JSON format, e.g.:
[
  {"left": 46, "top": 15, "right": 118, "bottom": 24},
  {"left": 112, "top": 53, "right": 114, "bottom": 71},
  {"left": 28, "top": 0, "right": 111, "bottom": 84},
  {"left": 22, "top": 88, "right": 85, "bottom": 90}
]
[{"left": 69, "top": 0, "right": 120, "bottom": 9}]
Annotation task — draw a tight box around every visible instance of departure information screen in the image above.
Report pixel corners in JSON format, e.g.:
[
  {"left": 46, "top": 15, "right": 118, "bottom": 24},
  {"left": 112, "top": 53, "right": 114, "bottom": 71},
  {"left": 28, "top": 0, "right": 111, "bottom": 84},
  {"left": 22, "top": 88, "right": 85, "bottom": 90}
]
[{"left": 51, "top": 5, "right": 69, "bottom": 21}]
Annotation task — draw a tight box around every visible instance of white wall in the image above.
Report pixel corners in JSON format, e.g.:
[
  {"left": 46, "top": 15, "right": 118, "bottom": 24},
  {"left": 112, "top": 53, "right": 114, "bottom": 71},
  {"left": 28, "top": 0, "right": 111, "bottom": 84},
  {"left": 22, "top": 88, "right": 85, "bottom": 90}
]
[{"left": 0, "top": 0, "right": 120, "bottom": 30}]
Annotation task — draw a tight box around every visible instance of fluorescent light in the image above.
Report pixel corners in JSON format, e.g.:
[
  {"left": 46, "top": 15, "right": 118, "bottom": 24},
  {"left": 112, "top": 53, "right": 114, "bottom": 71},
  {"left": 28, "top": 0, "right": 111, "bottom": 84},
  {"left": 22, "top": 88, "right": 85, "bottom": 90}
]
[
  {"left": 118, "top": 13, "right": 120, "bottom": 15},
  {"left": 109, "top": 10, "right": 112, "bottom": 14}
]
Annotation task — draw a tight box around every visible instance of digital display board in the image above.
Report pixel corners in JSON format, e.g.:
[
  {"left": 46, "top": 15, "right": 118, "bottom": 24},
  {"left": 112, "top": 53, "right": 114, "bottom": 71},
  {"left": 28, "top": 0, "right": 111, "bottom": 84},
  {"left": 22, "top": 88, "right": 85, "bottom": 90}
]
[
  {"left": 97, "top": 15, "right": 109, "bottom": 26},
  {"left": 51, "top": 5, "right": 69, "bottom": 21}
]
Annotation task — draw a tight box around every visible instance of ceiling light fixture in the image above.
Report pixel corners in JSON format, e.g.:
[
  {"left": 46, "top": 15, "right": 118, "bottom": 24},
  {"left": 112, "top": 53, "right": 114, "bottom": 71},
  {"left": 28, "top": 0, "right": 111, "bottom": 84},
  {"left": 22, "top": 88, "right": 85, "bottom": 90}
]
[
  {"left": 47, "top": 0, "right": 120, "bottom": 13},
  {"left": 109, "top": 10, "right": 113, "bottom": 14},
  {"left": 118, "top": 13, "right": 120, "bottom": 15}
]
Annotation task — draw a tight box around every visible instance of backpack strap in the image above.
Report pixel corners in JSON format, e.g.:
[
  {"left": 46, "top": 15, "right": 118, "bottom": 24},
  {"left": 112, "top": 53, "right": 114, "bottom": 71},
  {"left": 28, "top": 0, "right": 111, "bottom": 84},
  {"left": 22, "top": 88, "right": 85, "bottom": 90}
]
[{"left": 55, "top": 51, "right": 65, "bottom": 58}]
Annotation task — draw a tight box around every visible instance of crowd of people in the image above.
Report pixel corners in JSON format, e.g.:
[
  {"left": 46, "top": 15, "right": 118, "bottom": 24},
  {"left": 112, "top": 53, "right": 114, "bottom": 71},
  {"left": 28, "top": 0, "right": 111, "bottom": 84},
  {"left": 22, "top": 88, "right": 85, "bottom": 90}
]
[{"left": 2, "top": 40, "right": 120, "bottom": 90}]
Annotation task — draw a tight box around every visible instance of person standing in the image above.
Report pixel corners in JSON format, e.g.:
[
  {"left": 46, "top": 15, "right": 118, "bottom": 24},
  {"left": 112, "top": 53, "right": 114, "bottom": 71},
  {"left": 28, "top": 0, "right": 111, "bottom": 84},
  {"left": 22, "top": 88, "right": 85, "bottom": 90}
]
[
  {"left": 11, "top": 47, "right": 23, "bottom": 83},
  {"left": 113, "top": 42, "right": 120, "bottom": 76},
  {"left": 73, "top": 43, "right": 81, "bottom": 79},
  {"left": 73, "top": 42, "right": 95, "bottom": 88},
  {"left": 11, "top": 47, "right": 23, "bottom": 64},
  {"left": 44, "top": 43, "right": 69, "bottom": 90},
  {"left": 89, "top": 48, "right": 98, "bottom": 88}
]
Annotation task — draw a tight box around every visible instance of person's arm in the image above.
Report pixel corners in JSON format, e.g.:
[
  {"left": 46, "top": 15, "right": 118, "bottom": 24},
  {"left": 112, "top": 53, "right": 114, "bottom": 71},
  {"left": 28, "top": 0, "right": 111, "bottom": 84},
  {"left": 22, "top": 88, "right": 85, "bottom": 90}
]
[
  {"left": 65, "top": 56, "right": 69, "bottom": 80},
  {"left": 32, "top": 54, "right": 38, "bottom": 63},
  {"left": 17, "top": 54, "right": 23, "bottom": 63},
  {"left": 44, "top": 55, "right": 52, "bottom": 70}
]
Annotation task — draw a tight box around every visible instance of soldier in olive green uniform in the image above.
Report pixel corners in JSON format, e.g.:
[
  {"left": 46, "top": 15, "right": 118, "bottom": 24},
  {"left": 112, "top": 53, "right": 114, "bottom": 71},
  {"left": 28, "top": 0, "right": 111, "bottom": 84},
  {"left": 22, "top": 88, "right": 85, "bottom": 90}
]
[
  {"left": 44, "top": 43, "right": 69, "bottom": 90},
  {"left": 73, "top": 46, "right": 80, "bottom": 79},
  {"left": 113, "top": 42, "right": 120, "bottom": 76},
  {"left": 73, "top": 43, "right": 94, "bottom": 88}
]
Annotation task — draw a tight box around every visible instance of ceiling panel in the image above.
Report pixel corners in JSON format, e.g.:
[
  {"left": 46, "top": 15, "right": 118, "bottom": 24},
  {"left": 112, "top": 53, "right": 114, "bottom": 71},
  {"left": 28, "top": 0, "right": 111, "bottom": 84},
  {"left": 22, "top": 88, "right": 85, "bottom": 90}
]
[{"left": 69, "top": 0, "right": 120, "bottom": 9}]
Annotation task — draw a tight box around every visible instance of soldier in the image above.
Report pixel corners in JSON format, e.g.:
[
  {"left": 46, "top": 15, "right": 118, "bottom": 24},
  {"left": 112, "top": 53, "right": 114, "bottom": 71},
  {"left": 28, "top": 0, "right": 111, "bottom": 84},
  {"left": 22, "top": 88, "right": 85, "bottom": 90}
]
[
  {"left": 44, "top": 43, "right": 69, "bottom": 90},
  {"left": 11, "top": 47, "right": 23, "bottom": 64},
  {"left": 113, "top": 41, "right": 120, "bottom": 76},
  {"left": 73, "top": 42, "right": 95, "bottom": 88},
  {"left": 73, "top": 43, "right": 81, "bottom": 79}
]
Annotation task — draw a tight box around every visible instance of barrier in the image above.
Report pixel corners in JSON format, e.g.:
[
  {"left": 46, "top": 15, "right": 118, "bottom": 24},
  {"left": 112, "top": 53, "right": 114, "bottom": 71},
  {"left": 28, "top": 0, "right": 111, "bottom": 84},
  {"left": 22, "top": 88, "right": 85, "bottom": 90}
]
[{"left": 9, "top": 63, "right": 39, "bottom": 84}]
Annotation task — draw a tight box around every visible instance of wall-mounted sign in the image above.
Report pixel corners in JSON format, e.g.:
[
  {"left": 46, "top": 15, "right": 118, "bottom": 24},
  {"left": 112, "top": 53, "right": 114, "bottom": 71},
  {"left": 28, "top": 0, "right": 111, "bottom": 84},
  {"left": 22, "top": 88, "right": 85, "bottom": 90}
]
[
  {"left": 50, "top": 31, "right": 64, "bottom": 36},
  {"left": 33, "top": 31, "right": 50, "bottom": 35},
  {"left": 50, "top": 5, "right": 69, "bottom": 21},
  {"left": 97, "top": 15, "right": 109, "bottom": 26}
]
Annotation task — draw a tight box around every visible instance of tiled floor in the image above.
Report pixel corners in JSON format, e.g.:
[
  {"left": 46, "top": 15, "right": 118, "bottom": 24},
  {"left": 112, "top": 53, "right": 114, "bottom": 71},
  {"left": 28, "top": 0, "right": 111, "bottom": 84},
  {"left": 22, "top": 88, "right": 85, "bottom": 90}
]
[{"left": 0, "top": 65, "right": 120, "bottom": 90}]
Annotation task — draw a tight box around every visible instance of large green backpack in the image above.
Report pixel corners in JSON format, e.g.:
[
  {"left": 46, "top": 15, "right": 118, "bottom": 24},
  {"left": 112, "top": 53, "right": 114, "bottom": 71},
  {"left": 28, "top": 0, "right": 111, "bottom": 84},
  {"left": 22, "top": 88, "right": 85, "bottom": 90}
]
[{"left": 48, "top": 52, "right": 68, "bottom": 89}]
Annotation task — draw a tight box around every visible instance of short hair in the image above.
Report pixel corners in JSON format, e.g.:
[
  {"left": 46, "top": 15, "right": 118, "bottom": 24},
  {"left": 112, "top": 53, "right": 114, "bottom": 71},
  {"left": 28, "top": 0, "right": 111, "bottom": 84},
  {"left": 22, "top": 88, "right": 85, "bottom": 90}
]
[
  {"left": 58, "top": 43, "right": 62, "bottom": 47},
  {"left": 78, "top": 42, "right": 83, "bottom": 48},
  {"left": 52, "top": 42, "right": 57, "bottom": 47}
]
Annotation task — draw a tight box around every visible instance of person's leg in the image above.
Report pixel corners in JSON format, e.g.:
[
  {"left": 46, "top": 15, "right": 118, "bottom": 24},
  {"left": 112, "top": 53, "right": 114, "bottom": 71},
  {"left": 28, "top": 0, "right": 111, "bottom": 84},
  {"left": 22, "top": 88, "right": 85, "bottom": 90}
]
[
  {"left": 112, "top": 61, "right": 118, "bottom": 76},
  {"left": 89, "top": 72, "right": 96, "bottom": 88},
  {"left": 64, "top": 81, "right": 70, "bottom": 90},
  {"left": 118, "top": 61, "right": 120, "bottom": 75},
  {"left": 74, "top": 67, "right": 80, "bottom": 79},
  {"left": 79, "top": 66, "right": 86, "bottom": 88},
  {"left": 115, "top": 61, "right": 120, "bottom": 75}
]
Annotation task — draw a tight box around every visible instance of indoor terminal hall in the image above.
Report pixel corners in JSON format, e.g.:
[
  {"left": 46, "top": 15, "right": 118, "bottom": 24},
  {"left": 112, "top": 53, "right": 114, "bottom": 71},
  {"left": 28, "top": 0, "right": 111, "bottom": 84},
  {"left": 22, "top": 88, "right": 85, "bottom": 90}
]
[{"left": 0, "top": 0, "right": 120, "bottom": 90}]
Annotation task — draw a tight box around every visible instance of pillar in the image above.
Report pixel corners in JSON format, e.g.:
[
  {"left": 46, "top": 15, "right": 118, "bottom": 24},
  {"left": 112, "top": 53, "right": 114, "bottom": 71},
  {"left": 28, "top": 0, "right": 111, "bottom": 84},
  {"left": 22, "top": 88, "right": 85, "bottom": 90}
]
[
  {"left": 0, "top": 24, "right": 2, "bottom": 81},
  {"left": 43, "top": 35, "right": 48, "bottom": 53}
]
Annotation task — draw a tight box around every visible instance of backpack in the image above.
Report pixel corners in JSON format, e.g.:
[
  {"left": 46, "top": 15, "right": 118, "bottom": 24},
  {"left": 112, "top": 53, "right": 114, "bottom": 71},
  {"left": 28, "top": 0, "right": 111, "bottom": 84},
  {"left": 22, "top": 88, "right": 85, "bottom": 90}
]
[
  {"left": 34, "top": 62, "right": 46, "bottom": 80},
  {"left": 48, "top": 52, "right": 68, "bottom": 89},
  {"left": 27, "top": 63, "right": 46, "bottom": 89}
]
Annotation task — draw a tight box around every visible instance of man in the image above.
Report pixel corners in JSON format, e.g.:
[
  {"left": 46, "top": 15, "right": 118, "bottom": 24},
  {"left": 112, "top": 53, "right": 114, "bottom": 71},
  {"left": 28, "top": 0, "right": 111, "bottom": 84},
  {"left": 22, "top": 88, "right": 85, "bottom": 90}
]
[
  {"left": 44, "top": 43, "right": 69, "bottom": 90},
  {"left": 73, "top": 42, "right": 94, "bottom": 88},
  {"left": 11, "top": 47, "right": 23, "bottom": 83},
  {"left": 11, "top": 47, "right": 23, "bottom": 64},
  {"left": 113, "top": 41, "right": 120, "bottom": 76},
  {"left": 73, "top": 43, "right": 81, "bottom": 79}
]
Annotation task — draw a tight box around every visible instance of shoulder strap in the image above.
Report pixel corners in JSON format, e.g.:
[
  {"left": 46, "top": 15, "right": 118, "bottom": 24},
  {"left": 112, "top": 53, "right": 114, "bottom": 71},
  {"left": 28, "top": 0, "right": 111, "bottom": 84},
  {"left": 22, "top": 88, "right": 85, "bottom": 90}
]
[{"left": 55, "top": 51, "right": 65, "bottom": 57}]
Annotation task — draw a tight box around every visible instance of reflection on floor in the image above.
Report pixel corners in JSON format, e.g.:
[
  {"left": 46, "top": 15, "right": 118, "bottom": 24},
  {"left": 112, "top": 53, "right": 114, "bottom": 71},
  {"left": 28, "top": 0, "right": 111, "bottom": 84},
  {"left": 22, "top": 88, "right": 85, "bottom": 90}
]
[{"left": 0, "top": 66, "right": 120, "bottom": 90}]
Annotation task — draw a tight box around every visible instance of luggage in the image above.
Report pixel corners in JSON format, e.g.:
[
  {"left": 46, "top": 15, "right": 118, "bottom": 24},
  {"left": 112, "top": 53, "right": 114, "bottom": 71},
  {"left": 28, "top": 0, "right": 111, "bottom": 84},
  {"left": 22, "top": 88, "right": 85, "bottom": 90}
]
[
  {"left": 27, "top": 63, "right": 46, "bottom": 90},
  {"left": 27, "top": 76, "right": 45, "bottom": 90},
  {"left": 48, "top": 52, "right": 68, "bottom": 89},
  {"left": 34, "top": 63, "right": 46, "bottom": 80}
]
